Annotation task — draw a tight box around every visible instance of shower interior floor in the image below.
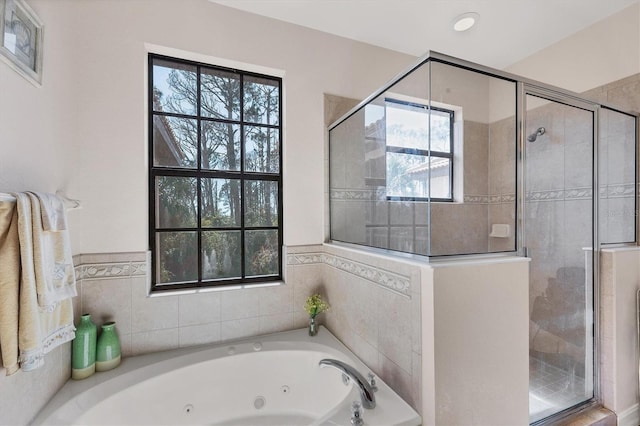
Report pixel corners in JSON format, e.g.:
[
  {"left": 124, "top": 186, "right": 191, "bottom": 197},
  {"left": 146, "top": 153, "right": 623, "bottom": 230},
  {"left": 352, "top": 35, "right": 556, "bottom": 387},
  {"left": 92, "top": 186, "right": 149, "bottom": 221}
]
[{"left": 529, "top": 356, "right": 589, "bottom": 423}]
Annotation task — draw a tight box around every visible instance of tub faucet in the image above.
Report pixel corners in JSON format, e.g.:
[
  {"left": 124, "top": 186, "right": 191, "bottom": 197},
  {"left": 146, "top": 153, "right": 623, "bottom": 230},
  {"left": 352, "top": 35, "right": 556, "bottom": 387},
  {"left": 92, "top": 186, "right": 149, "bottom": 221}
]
[{"left": 319, "top": 359, "right": 376, "bottom": 409}]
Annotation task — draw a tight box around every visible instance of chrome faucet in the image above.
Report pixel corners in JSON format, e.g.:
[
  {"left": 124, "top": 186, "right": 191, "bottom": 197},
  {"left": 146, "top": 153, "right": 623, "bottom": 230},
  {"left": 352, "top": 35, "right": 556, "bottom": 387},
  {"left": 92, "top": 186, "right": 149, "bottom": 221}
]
[{"left": 319, "top": 359, "right": 376, "bottom": 409}]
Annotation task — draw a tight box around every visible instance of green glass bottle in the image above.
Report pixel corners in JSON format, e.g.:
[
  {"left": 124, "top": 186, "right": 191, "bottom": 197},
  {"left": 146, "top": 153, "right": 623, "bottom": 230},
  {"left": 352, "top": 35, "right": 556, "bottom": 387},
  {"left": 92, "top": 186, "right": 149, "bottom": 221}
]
[
  {"left": 71, "top": 313, "right": 97, "bottom": 380},
  {"left": 96, "top": 321, "right": 121, "bottom": 372}
]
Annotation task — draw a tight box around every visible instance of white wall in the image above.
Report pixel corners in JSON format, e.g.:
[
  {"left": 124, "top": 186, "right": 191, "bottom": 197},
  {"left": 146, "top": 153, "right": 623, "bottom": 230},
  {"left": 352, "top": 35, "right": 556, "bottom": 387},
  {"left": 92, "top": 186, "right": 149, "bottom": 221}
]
[
  {"left": 0, "top": 0, "right": 77, "bottom": 194},
  {"left": 422, "top": 257, "right": 530, "bottom": 425},
  {"left": 63, "top": 0, "right": 414, "bottom": 254},
  {"left": 600, "top": 248, "right": 640, "bottom": 426},
  {"left": 0, "top": 2, "right": 78, "bottom": 423},
  {"left": 0, "top": 0, "right": 413, "bottom": 255},
  {"left": 506, "top": 3, "right": 640, "bottom": 93}
]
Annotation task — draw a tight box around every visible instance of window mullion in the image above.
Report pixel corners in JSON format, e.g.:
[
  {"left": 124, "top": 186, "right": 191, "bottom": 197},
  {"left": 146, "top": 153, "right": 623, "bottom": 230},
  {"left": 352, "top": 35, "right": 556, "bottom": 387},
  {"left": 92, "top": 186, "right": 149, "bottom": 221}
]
[
  {"left": 196, "top": 65, "right": 203, "bottom": 285},
  {"left": 384, "top": 98, "right": 454, "bottom": 202},
  {"left": 239, "top": 73, "right": 246, "bottom": 280},
  {"left": 148, "top": 54, "right": 157, "bottom": 291}
]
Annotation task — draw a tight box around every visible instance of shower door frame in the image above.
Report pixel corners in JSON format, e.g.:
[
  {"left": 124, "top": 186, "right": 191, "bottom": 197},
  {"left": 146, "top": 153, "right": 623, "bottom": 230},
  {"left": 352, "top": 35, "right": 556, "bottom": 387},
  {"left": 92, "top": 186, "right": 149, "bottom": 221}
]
[{"left": 518, "top": 83, "right": 601, "bottom": 425}]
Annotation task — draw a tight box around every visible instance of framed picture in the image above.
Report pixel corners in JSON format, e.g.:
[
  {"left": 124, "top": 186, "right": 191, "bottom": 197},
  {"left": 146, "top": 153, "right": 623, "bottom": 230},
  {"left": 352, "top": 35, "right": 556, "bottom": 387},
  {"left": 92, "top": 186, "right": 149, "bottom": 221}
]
[{"left": 0, "top": 0, "right": 43, "bottom": 86}]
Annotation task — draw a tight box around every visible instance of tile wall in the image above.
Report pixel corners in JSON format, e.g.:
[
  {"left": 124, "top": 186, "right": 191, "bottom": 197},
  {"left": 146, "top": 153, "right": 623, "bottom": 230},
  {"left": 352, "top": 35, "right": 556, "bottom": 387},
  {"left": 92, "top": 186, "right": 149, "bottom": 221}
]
[
  {"left": 528, "top": 73, "right": 639, "bottom": 370},
  {"left": 74, "top": 252, "right": 296, "bottom": 357},
  {"left": 328, "top": 104, "right": 515, "bottom": 257},
  {"left": 327, "top": 57, "right": 521, "bottom": 258},
  {"left": 430, "top": 120, "right": 491, "bottom": 255},
  {"left": 0, "top": 344, "right": 70, "bottom": 425},
  {"left": 488, "top": 115, "right": 517, "bottom": 252},
  {"left": 72, "top": 243, "right": 424, "bottom": 412}
]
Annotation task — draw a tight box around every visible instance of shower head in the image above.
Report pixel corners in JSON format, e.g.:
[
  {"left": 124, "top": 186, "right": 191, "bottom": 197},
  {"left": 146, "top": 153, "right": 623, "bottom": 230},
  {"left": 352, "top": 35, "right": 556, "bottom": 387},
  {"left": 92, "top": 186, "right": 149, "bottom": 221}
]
[{"left": 527, "top": 127, "right": 546, "bottom": 143}]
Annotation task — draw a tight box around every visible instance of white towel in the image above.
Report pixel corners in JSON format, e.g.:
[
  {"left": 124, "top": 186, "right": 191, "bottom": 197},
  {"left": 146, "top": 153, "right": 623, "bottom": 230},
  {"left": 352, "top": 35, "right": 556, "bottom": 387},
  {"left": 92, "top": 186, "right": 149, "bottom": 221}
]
[
  {"left": 24, "top": 192, "right": 77, "bottom": 308},
  {"left": 13, "top": 193, "right": 75, "bottom": 372},
  {"left": 31, "top": 192, "right": 67, "bottom": 231}
]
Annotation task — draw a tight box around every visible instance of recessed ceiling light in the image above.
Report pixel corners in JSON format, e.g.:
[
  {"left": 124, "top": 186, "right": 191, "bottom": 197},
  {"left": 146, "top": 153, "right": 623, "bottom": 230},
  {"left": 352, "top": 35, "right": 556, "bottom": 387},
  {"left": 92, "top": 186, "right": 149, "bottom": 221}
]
[{"left": 453, "top": 12, "right": 479, "bottom": 32}]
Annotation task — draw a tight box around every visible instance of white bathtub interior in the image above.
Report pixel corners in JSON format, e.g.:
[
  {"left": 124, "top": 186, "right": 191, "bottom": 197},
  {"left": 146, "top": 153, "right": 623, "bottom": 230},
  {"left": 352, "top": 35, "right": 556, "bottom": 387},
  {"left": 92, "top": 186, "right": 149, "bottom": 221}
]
[{"left": 32, "top": 327, "right": 420, "bottom": 426}]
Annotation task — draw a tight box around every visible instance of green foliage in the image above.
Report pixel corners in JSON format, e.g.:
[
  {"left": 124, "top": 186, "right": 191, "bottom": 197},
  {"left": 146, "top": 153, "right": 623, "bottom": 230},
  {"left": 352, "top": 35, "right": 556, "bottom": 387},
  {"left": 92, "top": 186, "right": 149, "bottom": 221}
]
[
  {"left": 304, "top": 294, "right": 330, "bottom": 318},
  {"left": 245, "top": 230, "right": 278, "bottom": 277}
]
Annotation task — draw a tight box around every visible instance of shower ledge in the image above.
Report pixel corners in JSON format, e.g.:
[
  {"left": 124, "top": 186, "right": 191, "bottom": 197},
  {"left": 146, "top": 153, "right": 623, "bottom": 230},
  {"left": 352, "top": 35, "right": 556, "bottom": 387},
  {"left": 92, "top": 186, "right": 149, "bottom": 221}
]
[{"left": 556, "top": 406, "right": 616, "bottom": 426}]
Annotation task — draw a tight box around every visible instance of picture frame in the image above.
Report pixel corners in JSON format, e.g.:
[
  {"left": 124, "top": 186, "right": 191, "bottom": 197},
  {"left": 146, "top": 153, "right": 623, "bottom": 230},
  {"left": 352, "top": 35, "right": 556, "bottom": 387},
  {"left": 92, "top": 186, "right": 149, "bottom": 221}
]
[{"left": 0, "top": 0, "right": 43, "bottom": 86}]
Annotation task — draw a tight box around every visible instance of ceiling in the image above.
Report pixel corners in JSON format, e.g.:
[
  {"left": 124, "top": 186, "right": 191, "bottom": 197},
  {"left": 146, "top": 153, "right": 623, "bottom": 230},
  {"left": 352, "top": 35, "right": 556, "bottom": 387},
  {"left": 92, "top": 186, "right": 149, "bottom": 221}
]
[{"left": 209, "top": 0, "right": 639, "bottom": 69}]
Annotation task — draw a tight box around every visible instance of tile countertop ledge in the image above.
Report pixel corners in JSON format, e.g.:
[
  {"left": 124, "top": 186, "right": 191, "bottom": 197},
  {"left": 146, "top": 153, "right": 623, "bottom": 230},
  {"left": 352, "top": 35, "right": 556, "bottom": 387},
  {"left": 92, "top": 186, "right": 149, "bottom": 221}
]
[{"left": 323, "top": 241, "right": 528, "bottom": 268}]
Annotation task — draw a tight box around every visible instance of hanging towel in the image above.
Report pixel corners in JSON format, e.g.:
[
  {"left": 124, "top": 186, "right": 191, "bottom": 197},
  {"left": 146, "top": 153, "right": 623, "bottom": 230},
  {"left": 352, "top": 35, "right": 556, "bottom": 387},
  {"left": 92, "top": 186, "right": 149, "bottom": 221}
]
[
  {"left": 25, "top": 192, "right": 77, "bottom": 308},
  {"left": 31, "top": 192, "right": 67, "bottom": 231},
  {"left": 0, "top": 198, "right": 20, "bottom": 375},
  {"left": 13, "top": 193, "right": 75, "bottom": 373}
]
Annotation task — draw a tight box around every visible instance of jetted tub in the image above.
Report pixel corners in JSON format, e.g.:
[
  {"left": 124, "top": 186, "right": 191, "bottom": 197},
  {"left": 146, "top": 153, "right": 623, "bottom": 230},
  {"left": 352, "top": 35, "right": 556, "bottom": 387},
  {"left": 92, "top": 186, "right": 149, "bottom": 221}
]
[{"left": 33, "top": 327, "right": 421, "bottom": 425}]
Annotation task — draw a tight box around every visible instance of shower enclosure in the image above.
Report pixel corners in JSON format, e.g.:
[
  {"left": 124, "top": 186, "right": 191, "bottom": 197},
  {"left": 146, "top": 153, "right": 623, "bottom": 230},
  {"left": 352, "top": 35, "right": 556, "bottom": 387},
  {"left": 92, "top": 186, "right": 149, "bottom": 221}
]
[{"left": 328, "top": 52, "right": 637, "bottom": 424}]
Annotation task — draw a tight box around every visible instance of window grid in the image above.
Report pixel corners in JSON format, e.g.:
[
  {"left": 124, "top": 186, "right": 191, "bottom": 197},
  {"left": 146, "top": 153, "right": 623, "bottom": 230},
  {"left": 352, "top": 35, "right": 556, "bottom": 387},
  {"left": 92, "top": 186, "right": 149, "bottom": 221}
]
[
  {"left": 148, "top": 54, "right": 283, "bottom": 292},
  {"left": 385, "top": 99, "right": 454, "bottom": 202}
]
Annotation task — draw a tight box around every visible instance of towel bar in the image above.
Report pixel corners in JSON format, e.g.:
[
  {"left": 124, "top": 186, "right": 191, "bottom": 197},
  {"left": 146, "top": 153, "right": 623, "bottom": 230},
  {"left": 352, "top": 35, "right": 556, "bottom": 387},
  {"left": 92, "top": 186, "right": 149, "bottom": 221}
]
[
  {"left": 0, "top": 191, "right": 81, "bottom": 210},
  {"left": 55, "top": 191, "right": 81, "bottom": 210}
]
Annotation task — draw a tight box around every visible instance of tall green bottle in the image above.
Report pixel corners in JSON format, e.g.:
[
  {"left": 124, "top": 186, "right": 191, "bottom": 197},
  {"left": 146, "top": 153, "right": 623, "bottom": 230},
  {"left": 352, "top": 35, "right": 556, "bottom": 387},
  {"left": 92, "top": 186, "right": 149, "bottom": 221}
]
[{"left": 71, "top": 313, "right": 97, "bottom": 379}]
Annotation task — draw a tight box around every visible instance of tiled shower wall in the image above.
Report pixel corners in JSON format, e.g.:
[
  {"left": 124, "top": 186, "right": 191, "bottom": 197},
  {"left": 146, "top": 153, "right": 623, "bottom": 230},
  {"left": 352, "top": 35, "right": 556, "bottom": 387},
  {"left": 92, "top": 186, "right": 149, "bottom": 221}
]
[
  {"left": 328, "top": 106, "right": 513, "bottom": 256},
  {"left": 488, "top": 115, "right": 517, "bottom": 252},
  {"left": 73, "top": 243, "right": 423, "bottom": 412},
  {"left": 527, "top": 74, "right": 639, "bottom": 366},
  {"left": 430, "top": 120, "right": 490, "bottom": 255}
]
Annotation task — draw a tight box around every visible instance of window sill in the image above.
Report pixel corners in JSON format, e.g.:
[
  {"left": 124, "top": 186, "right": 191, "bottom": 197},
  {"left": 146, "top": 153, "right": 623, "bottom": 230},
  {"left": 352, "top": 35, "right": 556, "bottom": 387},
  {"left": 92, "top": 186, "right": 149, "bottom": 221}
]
[{"left": 147, "top": 280, "right": 285, "bottom": 298}]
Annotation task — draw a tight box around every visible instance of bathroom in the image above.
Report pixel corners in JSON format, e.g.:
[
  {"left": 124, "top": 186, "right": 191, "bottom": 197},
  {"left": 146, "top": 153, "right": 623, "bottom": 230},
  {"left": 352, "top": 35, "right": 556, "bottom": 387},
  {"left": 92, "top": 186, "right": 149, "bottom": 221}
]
[{"left": 1, "top": 0, "right": 639, "bottom": 425}]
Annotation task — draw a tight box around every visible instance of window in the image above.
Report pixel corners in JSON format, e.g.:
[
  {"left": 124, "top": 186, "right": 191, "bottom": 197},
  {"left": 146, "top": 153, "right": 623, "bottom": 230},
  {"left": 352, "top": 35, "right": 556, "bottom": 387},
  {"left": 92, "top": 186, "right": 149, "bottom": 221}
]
[
  {"left": 149, "top": 54, "right": 282, "bottom": 292},
  {"left": 385, "top": 99, "right": 454, "bottom": 201}
]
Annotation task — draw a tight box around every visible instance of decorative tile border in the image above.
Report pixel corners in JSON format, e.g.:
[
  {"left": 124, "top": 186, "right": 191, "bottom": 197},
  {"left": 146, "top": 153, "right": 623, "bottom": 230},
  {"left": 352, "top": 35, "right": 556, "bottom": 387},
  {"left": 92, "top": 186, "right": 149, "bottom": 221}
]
[
  {"left": 331, "top": 189, "right": 518, "bottom": 205},
  {"left": 130, "top": 261, "right": 147, "bottom": 276},
  {"left": 287, "top": 252, "right": 325, "bottom": 265},
  {"left": 330, "top": 189, "right": 384, "bottom": 201},
  {"left": 332, "top": 182, "right": 638, "bottom": 205},
  {"left": 499, "top": 193, "right": 517, "bottom": 203},
  {"left": 607, "top": 183, "right": 635, "bottom": 198},
  {"left": 526, "top": 189, "right": 566, "bottom": 202},
  {"left": 527, "top": 184, "right": 637, "bottom": 202},
  {"left": 464, "top": 194, "right": 516, "bottom": 204},
  {"left": 287, "top": 251, "right": 411, "bottom": 297},
  {"left": 463, "top": 195, "right": 489, "bottom": 204},
  {"left": 75, "top": 261, "right": 147, "bottom": 281}
]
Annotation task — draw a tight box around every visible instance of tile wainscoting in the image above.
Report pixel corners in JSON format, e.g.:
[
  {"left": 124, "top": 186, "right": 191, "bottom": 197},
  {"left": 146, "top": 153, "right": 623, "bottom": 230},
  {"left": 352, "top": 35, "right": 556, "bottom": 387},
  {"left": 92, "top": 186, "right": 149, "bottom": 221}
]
[{"left": 72, "top": 243, "right": 424, "bottom": 413}]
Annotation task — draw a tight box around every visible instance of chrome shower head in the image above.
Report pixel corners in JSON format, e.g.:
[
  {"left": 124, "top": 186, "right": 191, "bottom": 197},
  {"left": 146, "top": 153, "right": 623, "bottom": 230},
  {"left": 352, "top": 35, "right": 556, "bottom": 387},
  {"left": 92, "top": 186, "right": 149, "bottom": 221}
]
[{"left": 527, "top": 127, "right": 546, "bottom": 143}]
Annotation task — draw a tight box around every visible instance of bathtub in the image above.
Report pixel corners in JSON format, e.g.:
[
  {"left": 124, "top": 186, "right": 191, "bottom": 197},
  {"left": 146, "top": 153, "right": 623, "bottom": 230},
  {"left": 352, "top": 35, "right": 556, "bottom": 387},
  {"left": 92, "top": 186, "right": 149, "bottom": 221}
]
[{"left": 33, "top": 327, "right": 421, "bottom": 425}]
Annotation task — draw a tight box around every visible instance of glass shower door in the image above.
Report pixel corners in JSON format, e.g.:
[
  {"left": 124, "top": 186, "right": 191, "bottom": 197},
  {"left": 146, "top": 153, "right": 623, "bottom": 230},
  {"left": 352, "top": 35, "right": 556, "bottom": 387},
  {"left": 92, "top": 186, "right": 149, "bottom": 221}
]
[{"left": 524, "top": 92, "right": 595, "bottom": 423}]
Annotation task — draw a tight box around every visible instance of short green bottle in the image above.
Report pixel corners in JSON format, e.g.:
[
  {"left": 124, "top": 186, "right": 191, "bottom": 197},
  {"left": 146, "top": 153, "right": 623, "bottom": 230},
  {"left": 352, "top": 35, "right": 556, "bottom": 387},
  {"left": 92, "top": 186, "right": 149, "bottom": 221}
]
[
  {"left": 72, "top": 314, "right": 97, "bottom": 380},
  {"left": 96, "top": 321, "right": 121, "bottom": 372}
]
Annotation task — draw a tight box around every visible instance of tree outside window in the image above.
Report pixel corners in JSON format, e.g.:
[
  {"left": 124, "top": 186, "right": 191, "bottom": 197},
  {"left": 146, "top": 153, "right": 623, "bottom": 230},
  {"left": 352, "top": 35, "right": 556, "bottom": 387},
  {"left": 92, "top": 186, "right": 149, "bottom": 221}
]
[{"left": 149, "top": 55, "right": 282, "bottom": 291}]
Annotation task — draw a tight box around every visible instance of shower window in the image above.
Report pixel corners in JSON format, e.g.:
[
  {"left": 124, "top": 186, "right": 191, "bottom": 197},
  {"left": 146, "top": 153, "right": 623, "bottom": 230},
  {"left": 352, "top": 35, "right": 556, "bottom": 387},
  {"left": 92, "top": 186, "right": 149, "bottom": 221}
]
[
  {"left": 385, "top": 99, "right": 454, "bottom": 201},
  {"left": 329, "top": 58, "right": 518, "bottom": 257},
  {"left": 148, "top": 54, "right": 283, "bottom": 292}
]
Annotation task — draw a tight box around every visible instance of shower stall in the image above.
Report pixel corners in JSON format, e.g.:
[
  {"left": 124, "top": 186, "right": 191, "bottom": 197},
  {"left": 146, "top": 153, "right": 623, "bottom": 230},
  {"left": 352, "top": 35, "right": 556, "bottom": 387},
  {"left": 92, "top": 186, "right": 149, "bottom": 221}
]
[{"left": 328, "top": 52, "right": 638, "bottom": 424}]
